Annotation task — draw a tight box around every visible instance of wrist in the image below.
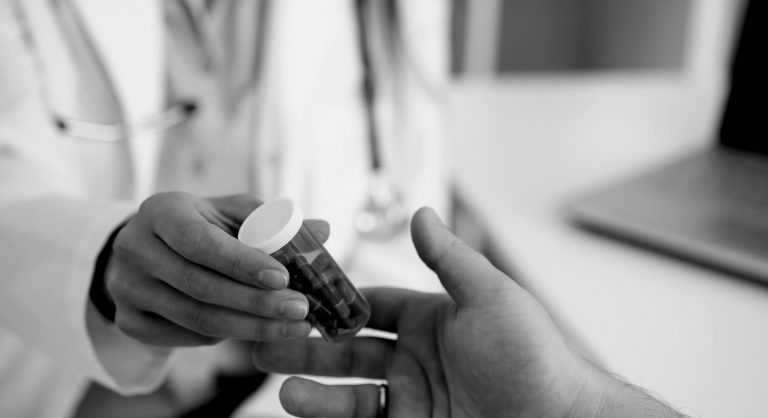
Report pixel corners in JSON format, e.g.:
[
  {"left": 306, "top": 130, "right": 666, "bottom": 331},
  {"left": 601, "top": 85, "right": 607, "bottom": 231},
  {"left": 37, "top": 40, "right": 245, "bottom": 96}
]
[
  {"left": 566, "top": 362, "right": 688, "bottom": 418},
  {"left": 564, "top": 360, "right": 614, "bottom": 418},
  {"left": 90, "top": 223, "right": 126, "bottom": 322},
  {"left": 595, "top": 379, "right": 688, "bottom": 418}
]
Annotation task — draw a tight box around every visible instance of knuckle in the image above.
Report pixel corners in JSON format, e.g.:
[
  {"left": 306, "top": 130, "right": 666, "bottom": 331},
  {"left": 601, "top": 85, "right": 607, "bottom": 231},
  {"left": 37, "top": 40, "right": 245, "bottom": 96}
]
[
  {"left": 180, "top": 265, "right": 215, "bottom": 300},
  {"left": 111, "top": 227, "right": 143, "bottom": 262},
  {"left": 114, "top": 313, "right": 147, "bottom": 342},
  {"left": 247, "top": 291, "right": 269, "bottom": 314},
  {"left": 230, "top": 252, "right": 245, "bottom": 280},
  {"left": 186, "top": 303, "right": 215, "bottom": 336},
  {"left": 137, "top": 196, "right": 156, "bottom": 214},
  {"left": 105, "top": 280, "right": 125, "bottom": 303},
  {"left": 139, "top": 192, "right": 168, "bottom": 214},
  {"left": 111, "top": 233, "right": 130, "bottom": 258},
  {"left": 145, "top": 191, "right": 185, "bottom": 209},
  {"left": 177, "top": 223, "right": 207, "bottom": 258},
  {"left": 105, "top": 269, "right": 131, "bottom": 301},
  {"left": 123, "top": 279, "right": 151, "bottom": 304},
  {"left": 113, "top": 313, "right": 130, "bottom": 332},
  {"left": 255, "top": 322, "right": 270, "bottom": 341},
  {"left": 257, "top": 320, "right": 285, "bottom": 341},
  {"left": 112, "top": 239, "right": 133, "bottom": 259},
  {"left": 140, "top": 192, "right": 190, "bottom": 228}
]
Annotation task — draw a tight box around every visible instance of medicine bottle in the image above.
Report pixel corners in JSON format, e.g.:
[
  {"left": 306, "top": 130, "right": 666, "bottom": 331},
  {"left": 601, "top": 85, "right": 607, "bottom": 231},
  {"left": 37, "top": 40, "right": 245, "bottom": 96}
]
[{"left": 238, "top": 197, "right": 372, "bottom": 342}]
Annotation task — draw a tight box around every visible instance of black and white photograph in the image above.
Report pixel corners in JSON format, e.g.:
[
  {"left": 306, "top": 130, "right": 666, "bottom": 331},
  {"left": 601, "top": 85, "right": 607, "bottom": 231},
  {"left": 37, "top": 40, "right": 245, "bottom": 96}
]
[{"left": 0, "top": 0, "right": 762, "bottom": 417}]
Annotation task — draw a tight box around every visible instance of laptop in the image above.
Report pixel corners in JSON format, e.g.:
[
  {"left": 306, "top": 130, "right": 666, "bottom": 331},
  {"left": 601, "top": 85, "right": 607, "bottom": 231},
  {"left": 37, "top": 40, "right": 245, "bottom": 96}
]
[{"left": 566, "top": 0, "right": 768, "bottom": 282}]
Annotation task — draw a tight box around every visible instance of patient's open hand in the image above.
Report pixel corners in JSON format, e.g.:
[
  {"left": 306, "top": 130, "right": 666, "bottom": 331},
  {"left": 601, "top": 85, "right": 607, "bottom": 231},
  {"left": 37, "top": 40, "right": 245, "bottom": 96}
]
[{"left": 253, "top": 208, "right": 608, "bottom": 418}]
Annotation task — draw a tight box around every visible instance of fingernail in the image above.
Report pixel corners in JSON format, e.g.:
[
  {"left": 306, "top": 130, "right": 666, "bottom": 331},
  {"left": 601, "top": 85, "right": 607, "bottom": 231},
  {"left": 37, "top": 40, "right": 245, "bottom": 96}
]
[
  {"left": 279, "top": 299, "right": 308, "bottom": 320},
  {"left": 259, "top": 269, "right": 288, "bottom": 289}
]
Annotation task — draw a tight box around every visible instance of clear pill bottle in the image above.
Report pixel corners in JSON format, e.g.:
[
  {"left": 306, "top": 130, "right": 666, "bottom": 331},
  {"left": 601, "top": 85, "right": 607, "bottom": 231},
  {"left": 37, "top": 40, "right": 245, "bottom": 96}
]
[{"left": 238, "top": 197, "right": 372, "bottom": 342}]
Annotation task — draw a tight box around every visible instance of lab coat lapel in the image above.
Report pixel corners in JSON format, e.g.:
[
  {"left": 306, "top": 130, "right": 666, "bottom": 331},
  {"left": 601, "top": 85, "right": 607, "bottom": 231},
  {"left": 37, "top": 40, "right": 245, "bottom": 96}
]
[
  {"left": 22, "top": 0, "right": 124, "bottom": 125},
  {"left": 8, "top": 0, "right": 134, "bottom": 199},
  {"left": 157, "top": 0, "right": 267, "bottom": 196}
]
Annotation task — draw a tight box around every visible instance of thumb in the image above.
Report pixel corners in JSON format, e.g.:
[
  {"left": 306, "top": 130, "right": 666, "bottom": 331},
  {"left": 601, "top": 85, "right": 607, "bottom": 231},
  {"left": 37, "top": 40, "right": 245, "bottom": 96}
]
[
  {"left": 304, "top": 219, "right": 330, "bottom": 244},
  {"left": 208, "top": 194, "right": 264, "bottom": 223},
  {"left": 411, "top": 207, "right": 518, "bottom": 308}
]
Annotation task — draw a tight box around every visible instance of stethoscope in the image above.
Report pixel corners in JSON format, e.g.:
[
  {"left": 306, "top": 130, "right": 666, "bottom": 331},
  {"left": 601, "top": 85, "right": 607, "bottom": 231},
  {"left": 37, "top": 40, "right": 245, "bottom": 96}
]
[
  {"left": 53, "top": 102, "right": 197, "bottom": 142},
  {"left": 46, "top": 0, "right": 407, "bottom": 239},
  {"left": 352, "top": 0, "right": 408, "bottom": 239}
]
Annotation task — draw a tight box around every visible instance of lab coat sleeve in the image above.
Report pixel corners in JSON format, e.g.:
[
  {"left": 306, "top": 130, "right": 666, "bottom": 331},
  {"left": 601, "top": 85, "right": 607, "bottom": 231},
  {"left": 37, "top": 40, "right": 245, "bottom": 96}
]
[{"left": 0, "top": 0, "right": 172, "bottom": 395}]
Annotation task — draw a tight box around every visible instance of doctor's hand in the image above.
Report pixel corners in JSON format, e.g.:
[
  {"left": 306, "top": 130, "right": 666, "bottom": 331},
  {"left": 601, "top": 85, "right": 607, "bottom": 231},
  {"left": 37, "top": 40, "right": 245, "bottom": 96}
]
[
  {"left": 253, "top": 208, "right": 686, "bottom": 418},
  {"left": 103, "top": 192, "right": 323, "bottom": 346}
]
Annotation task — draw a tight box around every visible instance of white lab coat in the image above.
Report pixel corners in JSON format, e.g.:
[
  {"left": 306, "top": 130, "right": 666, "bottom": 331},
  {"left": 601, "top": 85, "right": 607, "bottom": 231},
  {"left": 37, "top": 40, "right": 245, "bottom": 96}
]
[{"left": 0, "top": 0, "right": 450, "bottom": 417}]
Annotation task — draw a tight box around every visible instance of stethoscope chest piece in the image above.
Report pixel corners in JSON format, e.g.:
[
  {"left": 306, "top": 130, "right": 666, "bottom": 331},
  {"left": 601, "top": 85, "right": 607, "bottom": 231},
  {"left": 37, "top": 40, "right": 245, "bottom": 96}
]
[
  {"left": 353, "top": 0, "right": 408, "bottom": 240},
  {"left": 355, "top": 168, "right": 407, "bottom": 240}
]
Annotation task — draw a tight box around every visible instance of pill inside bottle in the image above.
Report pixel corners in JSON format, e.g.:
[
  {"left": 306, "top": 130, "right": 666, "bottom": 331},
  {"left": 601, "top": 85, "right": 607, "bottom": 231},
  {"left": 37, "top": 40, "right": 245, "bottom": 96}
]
[{"left": 238, "top": 197, "right": 372, "bottom": 342}]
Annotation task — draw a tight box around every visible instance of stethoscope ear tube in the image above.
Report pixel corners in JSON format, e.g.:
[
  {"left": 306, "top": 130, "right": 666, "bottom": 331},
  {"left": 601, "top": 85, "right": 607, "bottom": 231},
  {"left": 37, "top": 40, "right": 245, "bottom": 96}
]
[
  {"left": 355, "top": 0, "right": 381, "bottom": 170},
  {"left": 14, "top": 0, "right": 199, "bottom": 142},
  {"left": 54, "top": 101, "right": 197, "bottom": 141},
  {"left": 354, "top": 0, "right": 407, "bottom": 239}
]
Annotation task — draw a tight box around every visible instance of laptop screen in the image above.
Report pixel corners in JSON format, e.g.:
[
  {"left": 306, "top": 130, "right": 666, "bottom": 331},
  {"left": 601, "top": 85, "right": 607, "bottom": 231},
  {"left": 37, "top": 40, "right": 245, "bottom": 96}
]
[{"left": 719, "top": 0, "right": 766, "bottom": 156}]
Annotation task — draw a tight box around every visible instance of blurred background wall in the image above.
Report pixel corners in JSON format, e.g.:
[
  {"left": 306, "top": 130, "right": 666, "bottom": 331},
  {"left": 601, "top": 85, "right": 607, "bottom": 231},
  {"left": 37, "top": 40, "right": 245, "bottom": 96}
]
[{"left": 451, "top": 0, "right": 695, "bottom": 74}]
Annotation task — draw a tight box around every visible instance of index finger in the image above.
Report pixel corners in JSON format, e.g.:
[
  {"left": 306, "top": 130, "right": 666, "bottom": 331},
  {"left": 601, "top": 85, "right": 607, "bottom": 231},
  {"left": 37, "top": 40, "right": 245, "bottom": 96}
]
[
  {"left": 253, "top": 336, "right": 393, "bottom": 379},
  {"left": 360, "top": 287, "right": 414, "bottom": 333},
  {"left": 150, "top": 194, "right": 288, "bottom": 289},
  {"left": 253, "top": 287, "right": 426, "bottom": 378}
]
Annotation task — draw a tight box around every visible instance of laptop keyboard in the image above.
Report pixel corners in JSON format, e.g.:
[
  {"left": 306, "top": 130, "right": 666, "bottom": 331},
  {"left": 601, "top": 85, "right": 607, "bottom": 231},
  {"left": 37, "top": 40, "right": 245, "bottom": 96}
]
[{"left": 644, "top": 149, "right": 768, "bottom": 223}]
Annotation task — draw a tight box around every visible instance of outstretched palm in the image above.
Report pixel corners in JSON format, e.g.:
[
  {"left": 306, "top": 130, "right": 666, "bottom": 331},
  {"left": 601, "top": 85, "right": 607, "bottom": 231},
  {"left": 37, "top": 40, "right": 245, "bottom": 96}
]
[{"left": 253, "top": 208, "right": 600, "bottom": 418}]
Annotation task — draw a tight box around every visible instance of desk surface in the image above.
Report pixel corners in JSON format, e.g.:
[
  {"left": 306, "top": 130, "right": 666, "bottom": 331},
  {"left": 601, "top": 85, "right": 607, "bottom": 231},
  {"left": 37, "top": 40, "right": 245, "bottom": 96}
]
[{"left": 450, "top": 74, "right": 768, "bottom": 418}]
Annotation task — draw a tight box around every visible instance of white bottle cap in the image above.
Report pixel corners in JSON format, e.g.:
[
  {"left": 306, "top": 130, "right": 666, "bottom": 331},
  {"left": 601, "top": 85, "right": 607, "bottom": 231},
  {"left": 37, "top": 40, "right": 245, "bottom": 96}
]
[{"left": 238, "top": 197, "right": 304, "bottom": 254}]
